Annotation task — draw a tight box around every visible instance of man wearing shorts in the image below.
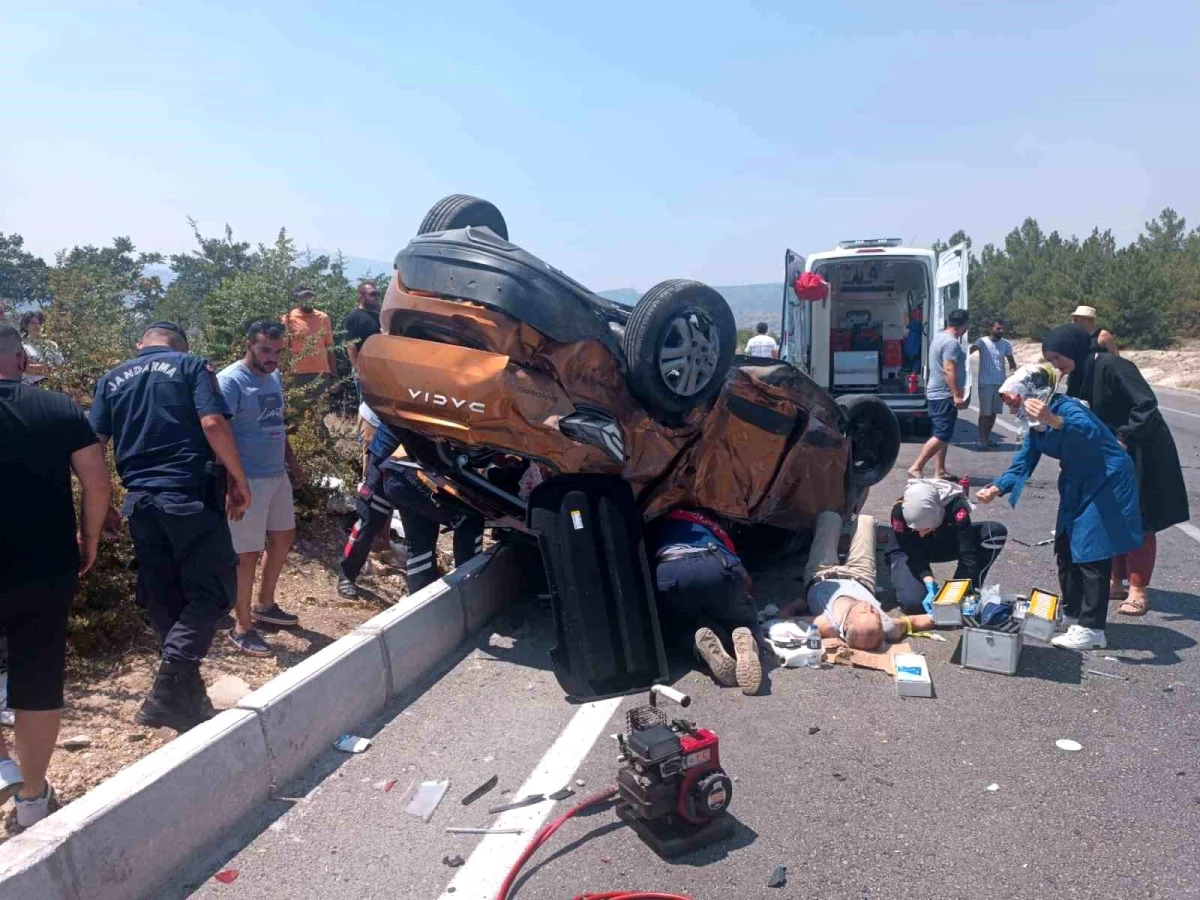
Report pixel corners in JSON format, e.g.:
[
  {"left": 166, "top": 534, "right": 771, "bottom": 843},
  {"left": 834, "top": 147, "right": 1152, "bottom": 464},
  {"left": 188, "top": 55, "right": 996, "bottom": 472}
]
[
  {"left": 1, "top": 323, "right": 110, "bottom": 827},
  {"left": 218, "top": 321, "right": 302, "bottom": 656},
  {"left": 909, "top": 309, "right": 969, "bottom": 480},
  {"left": 969, "top": 320, "right": 1016, "bottom": 448}
]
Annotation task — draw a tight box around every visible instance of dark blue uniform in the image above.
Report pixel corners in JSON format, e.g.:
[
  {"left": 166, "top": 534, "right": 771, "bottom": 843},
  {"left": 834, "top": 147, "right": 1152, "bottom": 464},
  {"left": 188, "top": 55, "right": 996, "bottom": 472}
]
[
  {"left": 90, "top": 345, "right": 237, "bottom": 664},
  {"left": 339, "top": 423, "right": 483, "bottom": 594}
]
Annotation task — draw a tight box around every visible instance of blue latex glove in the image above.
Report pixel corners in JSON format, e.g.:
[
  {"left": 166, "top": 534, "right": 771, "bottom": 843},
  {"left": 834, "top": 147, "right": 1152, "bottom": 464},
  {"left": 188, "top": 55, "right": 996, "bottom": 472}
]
[{"left": 922, "top": 581, "right": 939, "bottom": 615}]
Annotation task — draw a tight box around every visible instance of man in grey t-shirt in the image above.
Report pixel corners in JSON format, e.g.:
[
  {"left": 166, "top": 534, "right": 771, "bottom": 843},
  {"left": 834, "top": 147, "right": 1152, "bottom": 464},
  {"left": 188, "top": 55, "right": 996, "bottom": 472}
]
[
  {"left": 969, "top": 321, "right": 1016, "bottom": 448},
  {"left": 908, "top": 309, "right": 969, "bottom": 480}
]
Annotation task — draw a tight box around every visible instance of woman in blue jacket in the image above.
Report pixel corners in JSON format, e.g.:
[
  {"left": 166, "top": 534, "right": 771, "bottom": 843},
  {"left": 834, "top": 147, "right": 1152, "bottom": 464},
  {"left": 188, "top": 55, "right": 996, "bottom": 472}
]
[{"left": 976, "top": 363, "right": 1142, "bottom": 651}]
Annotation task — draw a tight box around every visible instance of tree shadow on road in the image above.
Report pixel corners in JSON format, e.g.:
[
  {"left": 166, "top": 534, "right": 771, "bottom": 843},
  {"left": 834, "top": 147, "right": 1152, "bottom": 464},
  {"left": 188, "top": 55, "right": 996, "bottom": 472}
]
[{"left": 1106, "top": 615, "right": 1198, "bottom": 668}]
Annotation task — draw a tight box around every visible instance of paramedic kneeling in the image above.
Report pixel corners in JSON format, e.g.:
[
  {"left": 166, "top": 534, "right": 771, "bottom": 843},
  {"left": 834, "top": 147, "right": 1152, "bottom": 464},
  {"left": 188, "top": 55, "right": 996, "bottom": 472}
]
[
  {"left": 889, "top": 478, "right": 1008, "bottom": 614},
  {"left": 89, "top": 322, "right": 250, "bottom": 732}
]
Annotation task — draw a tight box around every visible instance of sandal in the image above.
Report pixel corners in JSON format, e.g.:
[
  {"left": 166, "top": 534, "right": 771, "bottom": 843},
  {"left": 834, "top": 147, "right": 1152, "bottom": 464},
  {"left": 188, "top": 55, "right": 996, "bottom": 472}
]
[{"left": 1117, "top": 589, "right": 1148, "bottom": 617}]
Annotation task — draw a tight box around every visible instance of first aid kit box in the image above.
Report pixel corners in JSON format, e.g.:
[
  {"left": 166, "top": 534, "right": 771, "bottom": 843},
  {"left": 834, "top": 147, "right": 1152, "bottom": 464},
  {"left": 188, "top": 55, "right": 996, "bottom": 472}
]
[
  {"left": 894, "top": 653, "right": 932, "bottom": 698},
  {"left": 960, "top": 617, "right": 1023, "bottom": 676},
  {"left": 1020, "top": 588, "right": 1061, "bottom": 643},
  {"left": 931, "top": 579, "right": 971, "bottom": 628}
]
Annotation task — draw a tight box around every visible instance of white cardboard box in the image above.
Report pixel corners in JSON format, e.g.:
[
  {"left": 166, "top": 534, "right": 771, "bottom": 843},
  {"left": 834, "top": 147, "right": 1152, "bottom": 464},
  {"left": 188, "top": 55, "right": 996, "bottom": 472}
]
[{"left": 894, "top": 653, "right": 932, "bottom": 698}]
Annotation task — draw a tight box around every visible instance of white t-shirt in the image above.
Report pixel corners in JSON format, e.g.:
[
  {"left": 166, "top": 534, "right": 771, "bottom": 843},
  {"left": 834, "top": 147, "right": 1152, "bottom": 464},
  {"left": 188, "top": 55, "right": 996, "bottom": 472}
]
[
  {"left": 807, "top": 578, "right": 895, "bottom": 639},
  {"left": 972, "top": 336, "right": 1013, "bottom": 385},
  {"left": 745, "top": 334, "right": 778, "bottom": 358}
]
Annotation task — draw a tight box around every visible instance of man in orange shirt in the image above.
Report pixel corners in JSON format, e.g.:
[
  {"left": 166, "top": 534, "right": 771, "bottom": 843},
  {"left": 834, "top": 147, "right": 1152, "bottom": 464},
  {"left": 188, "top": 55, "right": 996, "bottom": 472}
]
[{"left": 281, "top": 287, "right": 335, "bottom": 412}]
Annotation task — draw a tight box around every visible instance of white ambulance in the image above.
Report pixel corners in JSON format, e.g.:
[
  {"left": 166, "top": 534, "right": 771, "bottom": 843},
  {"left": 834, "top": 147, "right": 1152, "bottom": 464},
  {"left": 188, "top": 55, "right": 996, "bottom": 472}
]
[{"left": 780, "top": 238, "right": 970, "bottom": 435}]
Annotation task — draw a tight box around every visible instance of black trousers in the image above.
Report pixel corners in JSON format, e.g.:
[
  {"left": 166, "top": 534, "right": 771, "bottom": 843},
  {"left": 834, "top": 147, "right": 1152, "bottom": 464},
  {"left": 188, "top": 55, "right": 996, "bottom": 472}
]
[
  {"left": 1055, "top": 530, "right": 1112, "bottom": 631},
  {"left": 126, "top": 495, "right": 236, "bottom": 664},
  {"left": 340, "top": 459, "right": 484, "bottom": 593},
  {"left": 654, "top": 551, "right": 757, "bottom": 654},
  {"left": 895, "top": 522, "right": 1009, "bottom": 614}
]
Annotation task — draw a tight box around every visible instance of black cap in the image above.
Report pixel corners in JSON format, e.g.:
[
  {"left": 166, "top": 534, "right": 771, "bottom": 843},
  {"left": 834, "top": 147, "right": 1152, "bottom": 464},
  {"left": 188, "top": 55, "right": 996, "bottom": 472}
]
[
  {"left": 947, "top": 309, "right": 969, "bottom": 328},
  {"left": 147, "top": 321, "right": 187, "bottom": 339},
  {"left": 293, "top": 286, "right": 316, "bottom": 301}
]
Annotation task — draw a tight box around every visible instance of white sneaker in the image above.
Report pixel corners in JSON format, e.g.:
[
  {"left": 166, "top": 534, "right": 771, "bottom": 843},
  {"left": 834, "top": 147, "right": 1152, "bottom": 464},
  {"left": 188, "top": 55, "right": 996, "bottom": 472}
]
[
  {"left": 0, "top": 757, "right": 23, "bottom": 805},
  {"left": 15, "top": 782, "right": 57, "bottom": 829},
  {"left": 1051, "top": 624, "right": 1106, "bottom": 651}
]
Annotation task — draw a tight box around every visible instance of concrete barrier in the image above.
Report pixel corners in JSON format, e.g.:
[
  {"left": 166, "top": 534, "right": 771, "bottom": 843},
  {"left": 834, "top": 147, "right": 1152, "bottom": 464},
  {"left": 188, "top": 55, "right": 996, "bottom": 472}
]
[
  {"left": 237, "top": 631, "right": 389, "bottom": 788},
  {"left": 355, "top": 580, "right": 466, "bottom": 697},
  {"left": 454, "top": 544, "right": 522, "bottom": 633},
  {"left": 0, "top": 545, "right": 522, "bottom": 900},
  {"left": 0, "top": 709, "right": 269, "bottom": 900}
]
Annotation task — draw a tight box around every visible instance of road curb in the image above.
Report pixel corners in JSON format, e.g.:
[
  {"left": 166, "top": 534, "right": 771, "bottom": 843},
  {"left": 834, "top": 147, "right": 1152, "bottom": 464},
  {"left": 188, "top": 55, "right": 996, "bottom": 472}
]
[{"left": 0, "top": 544, "right": 521, "bottom": 900}]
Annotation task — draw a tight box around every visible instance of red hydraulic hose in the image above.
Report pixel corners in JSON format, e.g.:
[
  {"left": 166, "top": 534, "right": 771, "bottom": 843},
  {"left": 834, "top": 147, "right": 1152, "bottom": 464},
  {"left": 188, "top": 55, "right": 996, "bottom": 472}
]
[{"left": 494, "top": 786, "right": 695, "bottom": 900}]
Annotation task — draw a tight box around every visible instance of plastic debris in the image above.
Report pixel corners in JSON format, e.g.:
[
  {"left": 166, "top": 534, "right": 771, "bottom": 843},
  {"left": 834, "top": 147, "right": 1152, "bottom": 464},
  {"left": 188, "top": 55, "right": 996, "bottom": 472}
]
[
  {"left": 406, "top": 780, "right": 450, "bottom": 822},
  {"left": 986, "top": 783, "right": 1000, "bottom": 792},
  {"left": 1055, "top": 739, "right": 1083, "bottom": 752},
  {"left": 334, "top": 734, "right": 371, "bottom": 753},
  {"left": 767, "top": 864, "right": 787, "bottom": 888},
  {"left": 1086, "top": 669, "right": 1126, "bottom": 681},
  {"left": 461, "top": 775, "right": 499, "bottom": 806},
  {"left": 213, "top": 870, "right": 239, "bottom": 884},
  {"left": 548, "top": 787, "right": 576, "bottom": 802},
  {"left": 575, "top": 779, "right": 586, "bottom": 787},
  {"left": 488, "top": 794, "right": 546, "bottom": 814},
  {"left": 443, "top": 854, "right": 465, "bottom": 868}
]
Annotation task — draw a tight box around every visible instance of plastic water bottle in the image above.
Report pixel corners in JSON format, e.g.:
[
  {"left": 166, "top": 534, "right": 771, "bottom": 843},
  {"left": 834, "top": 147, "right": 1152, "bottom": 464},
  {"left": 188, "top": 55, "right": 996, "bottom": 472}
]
[{"left": 805, "top": 626, "right": 823, "bottom": 668}]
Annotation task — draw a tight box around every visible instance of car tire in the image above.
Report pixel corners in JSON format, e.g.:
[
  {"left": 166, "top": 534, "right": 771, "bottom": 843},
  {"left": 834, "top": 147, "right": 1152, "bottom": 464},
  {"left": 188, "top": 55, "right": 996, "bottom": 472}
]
[
  {"left": 622, "top": 279, "right": 736, "bottom": 421},
  {"left": 417, "top": 194, "right": 509, "bottom": 240},
  {"left": 837, "top": 395, "right": 900, "bottom": 489}
]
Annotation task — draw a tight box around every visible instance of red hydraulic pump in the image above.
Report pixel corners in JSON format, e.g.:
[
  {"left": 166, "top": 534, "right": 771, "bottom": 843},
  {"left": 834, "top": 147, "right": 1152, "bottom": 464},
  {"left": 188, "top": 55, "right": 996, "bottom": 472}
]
[{"left": 613, "top": 685, "right": 735, "bottom": 857}]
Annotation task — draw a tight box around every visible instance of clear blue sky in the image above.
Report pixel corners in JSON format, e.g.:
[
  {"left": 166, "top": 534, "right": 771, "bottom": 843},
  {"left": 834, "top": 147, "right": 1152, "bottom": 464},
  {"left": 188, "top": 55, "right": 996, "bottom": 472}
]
[{"left": 3, "top": 1, "right": 1198, "bottom": 289}]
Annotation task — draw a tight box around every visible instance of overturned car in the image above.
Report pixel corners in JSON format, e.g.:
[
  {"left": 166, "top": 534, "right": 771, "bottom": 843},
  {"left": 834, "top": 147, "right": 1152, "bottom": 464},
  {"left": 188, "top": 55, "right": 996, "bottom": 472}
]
[{"left": 357, "top": 195, "right": 900, "bottom": 697}]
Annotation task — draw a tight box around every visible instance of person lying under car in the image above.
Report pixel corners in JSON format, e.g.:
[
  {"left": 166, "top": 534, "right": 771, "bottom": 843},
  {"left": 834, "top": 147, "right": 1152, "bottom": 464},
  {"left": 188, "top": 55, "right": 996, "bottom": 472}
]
[
  {"left": 646, "top": 510, "right": 763, "bottom": 695},
  {"left": 888, "top": 478, "right": 1009, "bottom": 615},
  {"left": 780, "top": 512, "right": 934, "bottom": 650}
]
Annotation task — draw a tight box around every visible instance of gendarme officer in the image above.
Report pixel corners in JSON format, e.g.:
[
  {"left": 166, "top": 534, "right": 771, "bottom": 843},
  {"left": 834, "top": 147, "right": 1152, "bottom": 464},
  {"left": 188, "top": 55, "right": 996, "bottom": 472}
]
[{"left": 90, "top": 322, "right": 251, "bottom": 731}]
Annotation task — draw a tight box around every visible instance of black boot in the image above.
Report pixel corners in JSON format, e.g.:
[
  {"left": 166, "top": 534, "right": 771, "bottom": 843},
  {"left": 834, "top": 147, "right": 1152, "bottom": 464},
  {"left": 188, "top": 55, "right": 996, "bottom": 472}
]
[
  {"left": 187, "top": 666, "right": 217, "bottom": 720},
  {"left": 134, "top": 660, "right": 205, "bottom": 732}
]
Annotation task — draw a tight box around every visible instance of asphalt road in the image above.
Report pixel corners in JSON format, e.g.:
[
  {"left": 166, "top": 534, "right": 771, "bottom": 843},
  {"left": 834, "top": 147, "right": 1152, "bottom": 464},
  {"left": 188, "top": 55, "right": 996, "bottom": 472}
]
[{"left": 177, "top": 395, "right": 1200, "bottom": 900}]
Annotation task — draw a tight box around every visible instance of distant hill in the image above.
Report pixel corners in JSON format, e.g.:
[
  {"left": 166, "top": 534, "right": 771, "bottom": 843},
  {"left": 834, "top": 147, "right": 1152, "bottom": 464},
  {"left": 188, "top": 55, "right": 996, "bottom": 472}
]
[{"left": 600, "top": 283, "right": 784, "bottom": 331}]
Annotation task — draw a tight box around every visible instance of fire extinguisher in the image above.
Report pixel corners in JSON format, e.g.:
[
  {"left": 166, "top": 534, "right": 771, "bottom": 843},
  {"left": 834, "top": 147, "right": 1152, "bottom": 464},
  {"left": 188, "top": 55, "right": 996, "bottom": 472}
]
[{"left": 906, "top": 372, "right": 919, "bottom": 394}]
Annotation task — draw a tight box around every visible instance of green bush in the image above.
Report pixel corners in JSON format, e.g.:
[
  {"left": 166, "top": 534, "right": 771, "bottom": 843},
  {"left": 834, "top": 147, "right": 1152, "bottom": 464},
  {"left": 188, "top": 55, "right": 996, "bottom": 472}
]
[{"left": 3, "top": 228, "right": 375, "bottom": 656}]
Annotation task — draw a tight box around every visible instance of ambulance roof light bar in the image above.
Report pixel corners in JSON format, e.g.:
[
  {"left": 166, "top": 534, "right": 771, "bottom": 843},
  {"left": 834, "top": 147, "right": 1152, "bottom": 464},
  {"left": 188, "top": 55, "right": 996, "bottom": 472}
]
[{"left": 836, "top": 238, "right": 904, "bottom": 249}]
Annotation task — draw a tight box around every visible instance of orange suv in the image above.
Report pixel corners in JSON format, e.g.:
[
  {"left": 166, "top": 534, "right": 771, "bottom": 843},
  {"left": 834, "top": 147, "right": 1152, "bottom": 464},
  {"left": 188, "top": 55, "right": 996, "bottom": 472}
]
[{"left": 357, "top": 195, "right": 900, "bottom": 537}]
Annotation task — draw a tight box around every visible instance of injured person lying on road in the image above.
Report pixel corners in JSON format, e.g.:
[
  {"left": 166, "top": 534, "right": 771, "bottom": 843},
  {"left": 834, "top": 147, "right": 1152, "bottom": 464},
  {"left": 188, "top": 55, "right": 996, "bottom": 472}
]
[{"left": 780, "top": 511, "right": 934, "bottom": 650}]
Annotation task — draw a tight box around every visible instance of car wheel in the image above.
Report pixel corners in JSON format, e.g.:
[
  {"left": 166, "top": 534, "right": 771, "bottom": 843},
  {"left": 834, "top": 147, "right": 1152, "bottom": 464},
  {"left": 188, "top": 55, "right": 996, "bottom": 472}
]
[
  {"left": 417, "top": 194, "right": 509, "bottom": 240},
  {"left": 837, "top": 395, "right": 900, "bottom": 489},
  {"left": 622, "top": 279, "right": 736, "bottom": 421}
]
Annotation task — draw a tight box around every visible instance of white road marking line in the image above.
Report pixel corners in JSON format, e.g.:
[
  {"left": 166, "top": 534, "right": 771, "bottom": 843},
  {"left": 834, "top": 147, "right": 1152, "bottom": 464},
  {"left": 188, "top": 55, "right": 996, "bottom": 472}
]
[
  {"left": 1174, "top": 522, "right": 1200, "bottom": 544},
  {"left": 968, "top": 405, "right": 1020, "bottom": 436},
  {"left": 437, "top": 696, "right": 623, "bottom": 900},
  {"left": 1159, "top": 405, "right": 1200, "bottom": 420}
]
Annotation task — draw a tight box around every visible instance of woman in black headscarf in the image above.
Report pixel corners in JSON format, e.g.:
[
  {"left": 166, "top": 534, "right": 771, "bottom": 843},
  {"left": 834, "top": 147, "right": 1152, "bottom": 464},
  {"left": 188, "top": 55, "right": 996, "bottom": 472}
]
[{"left": 1041, "top": 324, "right": 1189, "bottom": 616}]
